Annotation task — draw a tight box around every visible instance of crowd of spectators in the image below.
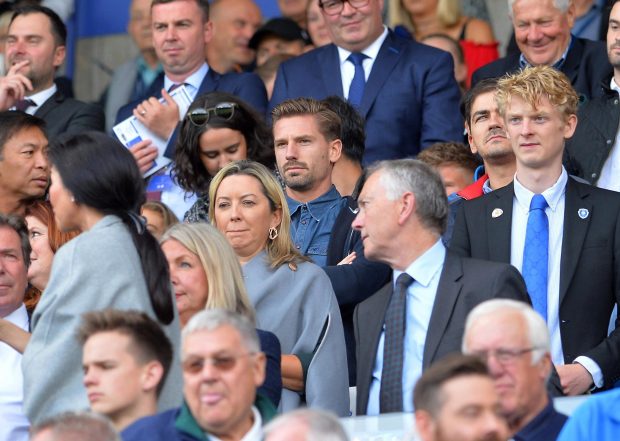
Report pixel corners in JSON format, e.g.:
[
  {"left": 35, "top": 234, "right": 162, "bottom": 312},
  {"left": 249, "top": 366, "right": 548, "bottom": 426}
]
[{"left": 0, "top": 0, "right": 620, "bottom": 440}]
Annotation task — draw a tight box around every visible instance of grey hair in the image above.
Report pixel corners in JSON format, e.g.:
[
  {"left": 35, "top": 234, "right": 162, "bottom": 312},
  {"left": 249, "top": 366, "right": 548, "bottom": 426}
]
[
  {"left": 264, "top": 408, "right": 349, "bottom": 441},
  {"left": 462, "top": 299, "right": 551, "bottom": 364},
  {"left": 508, "top": 0, "right": 571, "bottom": 17},
  {"left": 182, "top": 309, "right": 260, "bottom": 354},
  {"left": 367, "top": 159, "right": 448, "bottom": 235},
  {"left": 30, "top": 411, "right": 119, "bottom": 441}
]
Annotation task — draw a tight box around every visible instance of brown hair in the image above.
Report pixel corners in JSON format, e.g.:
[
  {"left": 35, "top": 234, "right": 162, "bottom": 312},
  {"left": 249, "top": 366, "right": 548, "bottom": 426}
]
[
  {"left": 417, "top": 142, "right": 480, "bottom": 173},
  {"left": 24, "top": 200, "right": 80, "bottom": 313},
  {"left": 272, "top": 97, "right": 342, "bottom": 142}
]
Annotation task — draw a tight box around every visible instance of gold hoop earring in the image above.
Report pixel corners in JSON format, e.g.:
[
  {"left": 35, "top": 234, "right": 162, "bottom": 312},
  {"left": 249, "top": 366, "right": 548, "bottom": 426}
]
[{"left": 268, "top": 227, "right": 278, "bottom": 240}]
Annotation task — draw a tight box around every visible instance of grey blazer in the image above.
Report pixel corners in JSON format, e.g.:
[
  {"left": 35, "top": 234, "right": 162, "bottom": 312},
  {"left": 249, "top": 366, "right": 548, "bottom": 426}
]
[
  {"left": 22, "top": 215, "right": 183, "bottom": 424},
  {"left": 104, "top": 58, "right": 139, "bottom": 133}
]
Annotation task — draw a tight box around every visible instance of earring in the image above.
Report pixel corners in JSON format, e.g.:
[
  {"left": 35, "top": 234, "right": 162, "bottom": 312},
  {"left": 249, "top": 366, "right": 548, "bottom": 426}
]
[
  {"left": 70, "top": 196, "right": 76, "bottom": 203},
  {"left": 268, "top": 227, "right": 278, "bottom": 240}
]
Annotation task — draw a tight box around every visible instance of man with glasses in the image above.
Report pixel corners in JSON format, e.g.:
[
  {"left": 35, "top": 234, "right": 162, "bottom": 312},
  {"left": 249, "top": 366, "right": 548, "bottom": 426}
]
[
  {"left": 463, "top": 299, "right": 567, "bottom": 441},
  {"left": 122, "top": 309, "right": 276, "bottom": 441},
  {"left": 269, "top": 0, "right": 463, "bottom": 165}
]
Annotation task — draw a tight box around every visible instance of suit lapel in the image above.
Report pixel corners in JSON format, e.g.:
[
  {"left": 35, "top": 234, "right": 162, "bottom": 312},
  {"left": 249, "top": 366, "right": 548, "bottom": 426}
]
[
  {"left": 34, "top": 91, "right": 62, "bottom": 120},
  {"left": 423, "top": 252, "right": 463, "bottom": 368},
  {"left": 486, "top": 183, "right": 514, "bottom": 263},
  {"left": 360, "top": 32, "right": 402, "bottom": 118},
  {"left": 198, "top": 68, "right": 219, "bottom": 95},
  {"left": 559, "top": 178, "right": 591, "bottom": 305},
  {"left": 319, "top": 45, "right": 344, "bottom": 98},
  {"left": 560, "top": 38, "right": 583, "bottom": 86}
]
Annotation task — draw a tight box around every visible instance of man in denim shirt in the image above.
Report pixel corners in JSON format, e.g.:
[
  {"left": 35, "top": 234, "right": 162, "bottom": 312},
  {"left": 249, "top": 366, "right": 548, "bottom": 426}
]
[
  {"left": 272, "top": 97, "right": 346, "bottom": 267},
  {"left": 272, "top": 97, "right": 391, "bottom": 385}
]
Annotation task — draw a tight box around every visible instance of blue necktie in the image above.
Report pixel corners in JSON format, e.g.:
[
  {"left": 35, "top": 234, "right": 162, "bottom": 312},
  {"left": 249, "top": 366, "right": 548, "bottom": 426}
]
[
  {"left": 380, "top": 272, "right": 414, "bottom": 413},
  {"left": 347, "top": 53, "right": 367, "bottom": 108},
  {"left": 522, "top": 194, "right": 549, "bottom": 321}
]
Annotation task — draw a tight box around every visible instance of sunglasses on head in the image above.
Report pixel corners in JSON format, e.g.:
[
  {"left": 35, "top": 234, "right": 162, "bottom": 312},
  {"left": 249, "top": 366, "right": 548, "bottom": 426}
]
[{"left": 187, "top": 102, "right": 237, "bottom": 126}]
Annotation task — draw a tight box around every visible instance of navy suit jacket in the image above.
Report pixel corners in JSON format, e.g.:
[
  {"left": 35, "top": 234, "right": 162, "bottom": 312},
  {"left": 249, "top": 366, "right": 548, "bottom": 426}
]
[
  {"left": 472, "top": 37, "right": 611, "bottom": 100},
  {"left": 451, "top": 178, "right": 620, "bottom": 388},
  {"left": 269, "top": 31, "right": 463, "bottom": 164},
  {"left": 116, "top": 67, "right": 267, "bottom": 158}
]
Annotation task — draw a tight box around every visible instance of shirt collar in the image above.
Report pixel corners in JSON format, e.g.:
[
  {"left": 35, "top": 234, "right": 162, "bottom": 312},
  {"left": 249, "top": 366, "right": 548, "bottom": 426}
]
[
  {"left": 394, "top": 239, "right": 445, "bottom": 288},
  {"left": 209, "top": 407, "right": 262, "bottom": 441},
  {"left": 514, "top": 398, "right": 556, "bottom": 440},
  {"left": 482, "top": 178, "right": 493, "bottom": 194},
  {"left": 514, "top": 167, "right": 568, "bottom": 213},
  {"left": 286, "top": 185, "right": 342, "bottom": 221},
  {"left": 27, "top": 83, "right": 57, "bottom": 107},
  {"left": 337, "top": 26, "right": 388, "bottom": 66},
  {"left": 3, "top": 303, "right": 28, "bottom": 329},
  {"left": 164, "top": 62, "right": 209, "bottom": 93},
  {"left": 611, "top": 77, "right": 620, "bottom": 94},
  {"left": 519, "top": 36, "right": 573, "bottom": 70}
]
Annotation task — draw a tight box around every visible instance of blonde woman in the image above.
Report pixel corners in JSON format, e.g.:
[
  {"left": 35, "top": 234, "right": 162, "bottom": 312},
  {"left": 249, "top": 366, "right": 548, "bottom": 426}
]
[{"left": 209, "top": 160, "right": 349, "bottom": 416}]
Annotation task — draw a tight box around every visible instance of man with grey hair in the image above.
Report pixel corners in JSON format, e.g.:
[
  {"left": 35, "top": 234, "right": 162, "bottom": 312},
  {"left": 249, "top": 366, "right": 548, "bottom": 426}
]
[
  {"left": 30, "top": 411, "right": 119, "bottom": 441},
  {"left": 463, "top": 299, "right": 567, "bottom": 440},
  {"left": 263, "top": 408, "right": 349, "bottom": 441},
  {"left": 351, "top": 159, "right": 530, "bottom": 416},
  {"left": 121, "top": 309, "right": 276, "bottom": 441},
  {"left": 0, "top": 214, "right": 32, "bottom": 441},
  {"left": 472, "top": 0, "right": 611, "bottom": 99}
]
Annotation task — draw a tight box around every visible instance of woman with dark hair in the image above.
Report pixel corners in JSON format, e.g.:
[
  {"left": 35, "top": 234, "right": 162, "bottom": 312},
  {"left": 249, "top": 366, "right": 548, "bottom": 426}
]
[
  {"left": 21, "top": 132, "right": 183, "bottom": 424},
  {"left": 173, "top": 91, "right": 274, "bottom": 222}
]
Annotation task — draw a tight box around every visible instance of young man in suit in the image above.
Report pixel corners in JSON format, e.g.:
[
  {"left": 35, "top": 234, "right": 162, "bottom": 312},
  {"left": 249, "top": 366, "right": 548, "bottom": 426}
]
[
  {"left": 0, "top": 5, "right": 104, "bottom": 138},
  {"left": 269, "top": 0, "right": 463, "bottom": 164},
  {"left": 451, "top": 65, "right": 620, "bottom": 395},
  {"left": 472, "top": 0, "right": 611, "bottom": 100},
  {"left": 351, "top": 158, "right": 529, "bottom": 416}
]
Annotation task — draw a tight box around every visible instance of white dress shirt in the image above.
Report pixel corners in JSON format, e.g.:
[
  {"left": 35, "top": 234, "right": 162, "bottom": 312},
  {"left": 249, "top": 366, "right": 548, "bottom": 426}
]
[
  {"left": 511, "top": 168, "right": 603, "bottom": 387},
  {"left": 367, "top": 240, "right": 445, "bottom": 415},
  {"left": 0, "top": 304, "right": 29, "bottom": 441},
  {"left": 337, "top": 27, "right": 388, "bottom": 100},
  {"left": 595, "top": 79, "right": 620, "bottom": 191},
  {"left": 12, "top": 83, "right": 57, "bottom": 115}
]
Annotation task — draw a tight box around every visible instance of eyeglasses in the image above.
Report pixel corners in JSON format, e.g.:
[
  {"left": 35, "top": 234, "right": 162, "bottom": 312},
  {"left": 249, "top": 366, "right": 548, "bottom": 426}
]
[
  {"left": 319, "top": 0, "right": 370, "bottom": 16},
  {"left": 182, "top": 352, "right": 256, "bottom": 374},
  {"left": 470, "top": 347, "right": 539, "bottom": 366},
  {"left": 187, "top": 102, "right": 237, "bottom": 126}
]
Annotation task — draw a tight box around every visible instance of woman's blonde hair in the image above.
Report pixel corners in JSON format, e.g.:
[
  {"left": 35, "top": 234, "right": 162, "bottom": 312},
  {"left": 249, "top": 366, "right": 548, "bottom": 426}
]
[
  {"left": 387, "top": 0, "right": 461, "bottom": 31},
  {"left": 208, "top": 160, "right": 307, "bottom": 268},
  {"left": 160, "top": 222, "right": 256, "bottom": 323}
]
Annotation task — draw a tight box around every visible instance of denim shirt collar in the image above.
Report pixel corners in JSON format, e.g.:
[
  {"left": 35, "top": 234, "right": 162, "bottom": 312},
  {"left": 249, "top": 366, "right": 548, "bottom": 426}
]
[{"left": 286, "top": 185, "right": 342, "bottom": 222}]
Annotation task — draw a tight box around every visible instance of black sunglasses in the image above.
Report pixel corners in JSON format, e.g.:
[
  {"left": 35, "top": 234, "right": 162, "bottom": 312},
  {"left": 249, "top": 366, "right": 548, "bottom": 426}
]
[{"left": 187, "top": 102, "right": 237, "bottom": 126}]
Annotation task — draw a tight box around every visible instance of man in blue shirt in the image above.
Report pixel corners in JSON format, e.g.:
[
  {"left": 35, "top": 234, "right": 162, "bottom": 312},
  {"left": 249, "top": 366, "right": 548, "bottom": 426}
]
[
  {"left": 463, "top": 299, "right": 567, "bottom": 441},
  {"left": 271, "top": 96, "right": 390, "bottom": 385}
]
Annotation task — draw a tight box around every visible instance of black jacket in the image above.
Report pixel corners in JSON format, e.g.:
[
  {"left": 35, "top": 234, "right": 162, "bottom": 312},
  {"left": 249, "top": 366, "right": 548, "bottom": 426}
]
[{"left": 565, "top": 78, "right": 620, "bottom": 184}]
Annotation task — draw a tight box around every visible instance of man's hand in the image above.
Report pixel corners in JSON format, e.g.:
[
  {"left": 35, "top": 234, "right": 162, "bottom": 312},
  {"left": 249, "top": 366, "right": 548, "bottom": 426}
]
[
  {"left": 133, "top": 89, "right": 180, "bottom": 140},
  {"left": 129, "top": 139, "right": 159, "bottom": 175},
  {"left": 556, "top": 363, "right": 594, "bottom": 395},
  {"left": 0, "top": 60, "right": 33, "bottom": 110}
]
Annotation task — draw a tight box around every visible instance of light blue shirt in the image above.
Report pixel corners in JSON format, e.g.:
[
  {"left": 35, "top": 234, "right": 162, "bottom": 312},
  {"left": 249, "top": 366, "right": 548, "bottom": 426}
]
[
  {"left": 163, "top": 62, "right": 209, "bottom": 101},
  {"left": 366, "top": 240, "right": 445, "bottom": 415}
]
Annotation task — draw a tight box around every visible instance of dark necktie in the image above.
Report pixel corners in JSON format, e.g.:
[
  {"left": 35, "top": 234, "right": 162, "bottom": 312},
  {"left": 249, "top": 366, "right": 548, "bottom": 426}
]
[
  {"left": 15, "top": 98, "right": 36, "bottom": 112},
  {"left": 168, "top": 83, "right": 183, "bottom": 93},
  {"left": 522, "top": 194, "right": 549, "bottom": 321},
  {"left": 347, "top": 52, "right": 367, "bottom": 108},
  {"left": 380, "top": 272, "right": 414, "bottom": 413}
]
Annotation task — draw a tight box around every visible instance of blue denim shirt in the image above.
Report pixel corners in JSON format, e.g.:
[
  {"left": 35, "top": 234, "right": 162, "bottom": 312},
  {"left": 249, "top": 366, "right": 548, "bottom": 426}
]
[{"left": 286, "top": 186, "right": 347, "bottom": 266}]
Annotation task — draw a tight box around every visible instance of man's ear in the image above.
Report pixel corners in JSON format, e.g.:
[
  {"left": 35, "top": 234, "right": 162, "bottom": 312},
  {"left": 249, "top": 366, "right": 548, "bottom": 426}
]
[
  {"left": 398, "top": 191, "right": 415, "bottom": 226},
  {"left": 415, "top": 410, "right": 436, "bottom": 441},
  {"left": 53, "top": 45, "right": 66, "bottom": 68},
  {"left": 329, "top": 138, "right": 342, "bottom": 164},
  {"left": 141, "top": 361, "right": 165, "bottom": 393}
]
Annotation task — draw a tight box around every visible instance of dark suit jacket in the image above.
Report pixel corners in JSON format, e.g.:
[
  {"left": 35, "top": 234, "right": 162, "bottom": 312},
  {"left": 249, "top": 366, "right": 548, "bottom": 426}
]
[
  {"left": 450, "top": 178, "right": 620, "bottom": 388},
  {"left": 354, "top": 251, "right": 530, "bottom": 415},
  {"left": 36, "top": 91, "right": 105, "bottom": 138},
  {"left": 115, "top": 67, "right": 267, "bottom": 158},
  {"left": 257, "top": 329, "right": 282, "bottom": 407},
  {"left": 269, "top": 30, "right": 463, "bottom": 164},
  {"left": 472, "top": 37, "right": 611, "bottom": 100},
  {"left": 323, "top": 196, "right": 391, "bottom": 385}
]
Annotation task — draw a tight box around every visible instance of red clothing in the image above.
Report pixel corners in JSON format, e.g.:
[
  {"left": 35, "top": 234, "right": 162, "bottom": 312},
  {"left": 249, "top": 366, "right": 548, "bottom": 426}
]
[
  {"left": 457, "top": 173, "right": 489, "bottom": 200},
  {"left": 460, "top": 40, "right": 499, "bottom": 88}
]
